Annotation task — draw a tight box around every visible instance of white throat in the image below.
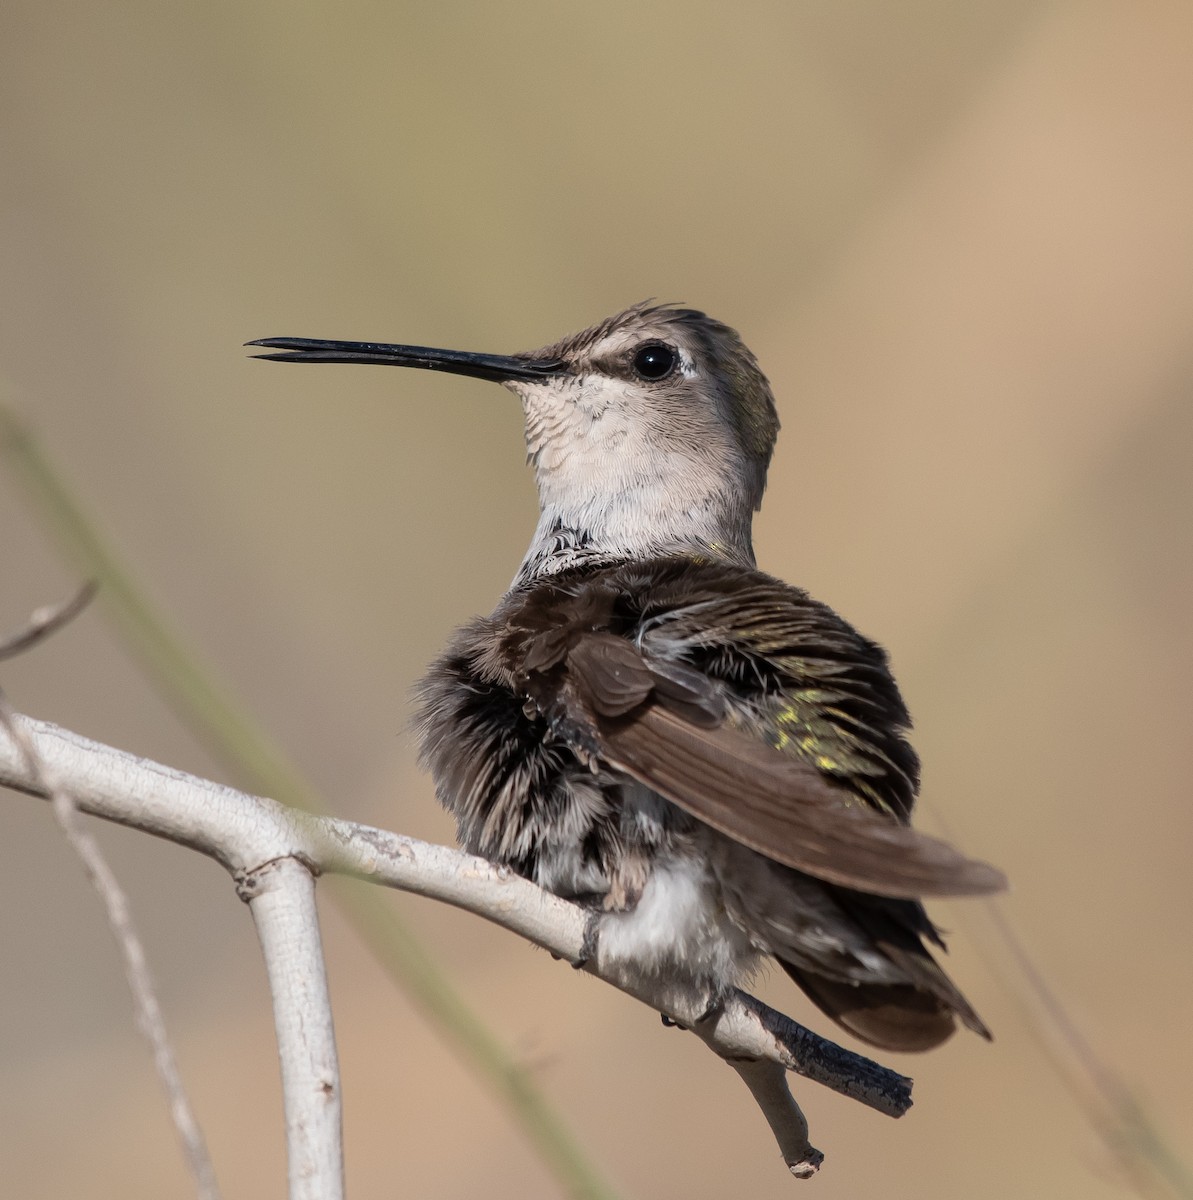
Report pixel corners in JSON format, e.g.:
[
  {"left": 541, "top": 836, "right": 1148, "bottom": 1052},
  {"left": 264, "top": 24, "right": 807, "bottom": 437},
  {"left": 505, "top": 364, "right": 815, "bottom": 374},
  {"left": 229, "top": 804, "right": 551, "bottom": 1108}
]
[{"left": 511, "top": 375, "right": 756, "bottom": 583}]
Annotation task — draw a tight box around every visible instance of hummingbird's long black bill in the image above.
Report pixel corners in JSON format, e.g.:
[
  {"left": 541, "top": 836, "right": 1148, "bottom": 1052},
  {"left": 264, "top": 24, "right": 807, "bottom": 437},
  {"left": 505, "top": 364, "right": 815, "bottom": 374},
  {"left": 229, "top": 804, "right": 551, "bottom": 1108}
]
[{"left": 246, "top": 337, "right": 566, "bottom": 384}]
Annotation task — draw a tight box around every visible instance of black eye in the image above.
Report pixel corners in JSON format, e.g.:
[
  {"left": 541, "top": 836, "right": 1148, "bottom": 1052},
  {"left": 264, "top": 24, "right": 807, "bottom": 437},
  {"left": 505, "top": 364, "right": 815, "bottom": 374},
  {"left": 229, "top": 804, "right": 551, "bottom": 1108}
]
[{"left": 632, "top": 341, "right": 678, "bottom": 381}]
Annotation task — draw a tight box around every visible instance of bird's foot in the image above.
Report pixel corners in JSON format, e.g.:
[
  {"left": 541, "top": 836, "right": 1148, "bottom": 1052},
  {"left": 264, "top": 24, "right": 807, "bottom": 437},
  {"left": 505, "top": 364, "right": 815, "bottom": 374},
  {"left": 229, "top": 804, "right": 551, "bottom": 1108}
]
[
  {"left": 694, "top": 993, "right": 726, "bottom": 1025},
  {"left": 556, "top": 910, "right": 601, "bottom": 971},
  {"left": 660, "top": 991, "right": 725, "bottom": 1031}
]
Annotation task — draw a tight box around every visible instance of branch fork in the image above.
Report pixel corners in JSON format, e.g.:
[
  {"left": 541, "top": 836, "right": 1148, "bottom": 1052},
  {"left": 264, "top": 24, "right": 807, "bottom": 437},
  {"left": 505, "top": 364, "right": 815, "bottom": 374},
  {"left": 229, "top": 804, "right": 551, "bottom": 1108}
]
[{"left": 0, "top": 715, "right": 914, "bottom": 1184}]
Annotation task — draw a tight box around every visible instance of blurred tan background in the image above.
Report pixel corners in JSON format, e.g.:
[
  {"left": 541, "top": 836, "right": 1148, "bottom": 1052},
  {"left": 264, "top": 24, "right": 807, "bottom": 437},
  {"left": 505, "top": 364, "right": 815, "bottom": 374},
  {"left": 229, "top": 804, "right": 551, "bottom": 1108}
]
[{"left": 2, "top": 1, "right": 1191, "bottom": 1196}]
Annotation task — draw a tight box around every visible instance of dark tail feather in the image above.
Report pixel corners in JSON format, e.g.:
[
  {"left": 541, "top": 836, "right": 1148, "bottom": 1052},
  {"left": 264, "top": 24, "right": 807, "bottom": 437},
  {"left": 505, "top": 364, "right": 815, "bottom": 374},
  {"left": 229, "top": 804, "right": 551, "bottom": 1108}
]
[{"left": 780, "top": 960, "right": 992, "bottom": 1053}]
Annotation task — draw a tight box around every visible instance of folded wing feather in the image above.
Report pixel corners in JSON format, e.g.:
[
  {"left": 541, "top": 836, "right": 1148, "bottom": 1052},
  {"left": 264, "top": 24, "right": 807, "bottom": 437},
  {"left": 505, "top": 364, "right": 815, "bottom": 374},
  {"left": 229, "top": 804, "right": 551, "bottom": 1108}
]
[{"left": 561, "top": 632, "right": 1005, "bottom": 900}]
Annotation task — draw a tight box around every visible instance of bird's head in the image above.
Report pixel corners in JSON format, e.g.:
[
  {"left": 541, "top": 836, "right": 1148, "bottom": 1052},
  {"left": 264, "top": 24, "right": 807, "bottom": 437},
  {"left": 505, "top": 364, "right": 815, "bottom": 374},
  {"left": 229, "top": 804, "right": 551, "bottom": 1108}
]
[{"left": 250, "top": 303, "right": 779, "bottom": 575}]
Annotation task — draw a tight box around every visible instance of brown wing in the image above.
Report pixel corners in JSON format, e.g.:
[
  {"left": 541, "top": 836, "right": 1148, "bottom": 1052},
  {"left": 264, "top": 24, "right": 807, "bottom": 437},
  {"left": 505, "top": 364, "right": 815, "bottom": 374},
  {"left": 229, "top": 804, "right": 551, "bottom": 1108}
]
[
  {"left": 603, "top": 703, "right": 1004, "bottom": 898},
  {"left": 561, "top": 632, "right": 1005, "bottom": 900}
]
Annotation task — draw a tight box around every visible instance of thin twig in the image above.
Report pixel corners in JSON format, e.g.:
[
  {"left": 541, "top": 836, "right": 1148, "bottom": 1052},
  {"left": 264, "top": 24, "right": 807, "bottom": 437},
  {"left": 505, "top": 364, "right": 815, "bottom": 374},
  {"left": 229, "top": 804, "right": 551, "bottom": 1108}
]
[
  {"left": 0, "top": 593, "right": 220, "bottom": 1199},
  {"left": 0, "top": 580, "right": 97, "bottom": 663},
  {"left": 929, "top": 803, "right": 1193, "bottom": 1200},
  {"left": 0, "top": 697, "right": 220, "bottom": 1200}
]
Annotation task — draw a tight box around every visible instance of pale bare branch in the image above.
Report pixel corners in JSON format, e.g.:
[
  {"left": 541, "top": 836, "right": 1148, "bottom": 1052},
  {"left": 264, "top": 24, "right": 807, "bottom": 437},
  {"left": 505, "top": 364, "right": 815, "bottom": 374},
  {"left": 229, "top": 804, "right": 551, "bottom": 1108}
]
[
  {"left": 729, "top": 1058, "right": 823, "bottom": 1178},
  {"left": 240, "top": 857, "right": 343, "bottom": 1200},
  {"left": 0, "top": 713, "right": 914, "bottom": 1173}
]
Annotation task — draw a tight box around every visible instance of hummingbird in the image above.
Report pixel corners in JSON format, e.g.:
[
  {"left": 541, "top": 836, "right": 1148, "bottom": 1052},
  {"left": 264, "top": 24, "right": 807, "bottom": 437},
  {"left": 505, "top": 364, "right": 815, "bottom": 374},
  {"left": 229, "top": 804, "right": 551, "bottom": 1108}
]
[{"left": 249, "top": 303, "right": 1004, "bottom": 1052}]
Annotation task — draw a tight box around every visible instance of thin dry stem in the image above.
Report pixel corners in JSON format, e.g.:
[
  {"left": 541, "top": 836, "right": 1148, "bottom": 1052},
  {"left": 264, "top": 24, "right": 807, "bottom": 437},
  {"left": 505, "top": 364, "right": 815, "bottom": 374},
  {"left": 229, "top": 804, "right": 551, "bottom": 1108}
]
[
  {"left": 0, "top": 581, "right": 97, "bottom": 662},
  {"left": 0, "top": 711, "right": 220, "bottom": 1199},
  {"left": 0, "top": 593, "right": 220, "bottom": 1200}
]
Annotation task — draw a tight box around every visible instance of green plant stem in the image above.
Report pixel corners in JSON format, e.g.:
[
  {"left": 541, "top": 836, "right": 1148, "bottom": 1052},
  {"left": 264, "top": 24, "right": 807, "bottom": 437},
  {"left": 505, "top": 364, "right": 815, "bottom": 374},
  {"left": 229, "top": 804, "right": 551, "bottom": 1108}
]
[{"left": 1, "top": 399, "right": 620, "bottom": 1200}]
